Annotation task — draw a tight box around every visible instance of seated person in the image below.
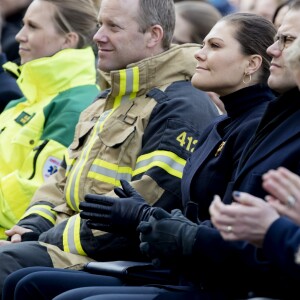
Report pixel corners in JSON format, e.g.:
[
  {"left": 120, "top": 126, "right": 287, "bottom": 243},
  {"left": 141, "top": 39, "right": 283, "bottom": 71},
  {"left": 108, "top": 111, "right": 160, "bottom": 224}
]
[
  {"left": 210, "top": 32, "right": 300, "bottom": 282},
  {"left": 0, "top": 1, "right": 219, "bottom": 299},
  {"left": 0, "top": 0, "right": 100, "bottom": 238},
  {"left": 1, "top": 11, "right": 278, "bottom": 300}
]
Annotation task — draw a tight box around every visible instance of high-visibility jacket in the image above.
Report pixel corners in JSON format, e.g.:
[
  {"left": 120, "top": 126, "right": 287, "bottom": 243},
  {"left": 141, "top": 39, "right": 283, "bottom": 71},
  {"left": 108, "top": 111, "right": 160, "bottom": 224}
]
[
  {"left": 17, "top": 44, "right": 219, "bottom": 267},
  {"left": 0, "top": 47, "right": 99, "bottom": 238}
]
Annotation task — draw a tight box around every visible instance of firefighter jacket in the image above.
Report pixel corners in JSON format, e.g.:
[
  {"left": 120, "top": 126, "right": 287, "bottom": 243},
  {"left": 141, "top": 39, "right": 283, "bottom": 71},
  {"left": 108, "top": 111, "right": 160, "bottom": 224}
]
[
  {"left": 0, "top": 47, "right": 99, "bottom": 238},
  {"left": 17, "top": 44, "right": 219, "bottom": 266}
]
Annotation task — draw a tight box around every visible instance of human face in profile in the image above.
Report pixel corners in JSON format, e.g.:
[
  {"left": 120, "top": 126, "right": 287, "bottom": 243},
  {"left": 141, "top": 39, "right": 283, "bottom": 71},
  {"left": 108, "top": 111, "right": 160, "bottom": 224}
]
[
  {"left": 93, "top": 0, "right": 151, "bottom": 72},
  {"left": 16, "top": 0, "right": 67, "bottom": 65},
  {"left": 267, "top": 9, "right": 300, "bottom": 94},
  {"left": 192, "top": 20, "right": 251, "bottom": 97}
]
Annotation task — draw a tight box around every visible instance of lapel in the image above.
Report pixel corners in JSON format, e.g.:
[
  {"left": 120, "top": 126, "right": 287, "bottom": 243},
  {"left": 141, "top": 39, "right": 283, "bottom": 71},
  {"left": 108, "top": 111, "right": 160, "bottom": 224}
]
[
  {"left": 189, "top": 117, "right": 229, "bottom": 175},
  {"left": 236, "top": 94, "right": 300, "bottom": 179}
]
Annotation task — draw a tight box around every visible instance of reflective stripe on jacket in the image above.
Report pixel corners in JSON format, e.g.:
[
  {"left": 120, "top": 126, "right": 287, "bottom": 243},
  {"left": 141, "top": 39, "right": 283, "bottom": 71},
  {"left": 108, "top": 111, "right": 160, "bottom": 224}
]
[
  {"left": 18, "top": 44, "right": 219, "bottom": 262},
  {"left": 0, "top": 47, "right": 99, "bottom": 238}
]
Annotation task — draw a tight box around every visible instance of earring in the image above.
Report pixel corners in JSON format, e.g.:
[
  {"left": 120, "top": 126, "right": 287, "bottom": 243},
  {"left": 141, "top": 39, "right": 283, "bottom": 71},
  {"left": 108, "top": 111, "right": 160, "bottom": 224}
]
[{"left": 243, "top": 73, "right": 252, "bottom": 84}]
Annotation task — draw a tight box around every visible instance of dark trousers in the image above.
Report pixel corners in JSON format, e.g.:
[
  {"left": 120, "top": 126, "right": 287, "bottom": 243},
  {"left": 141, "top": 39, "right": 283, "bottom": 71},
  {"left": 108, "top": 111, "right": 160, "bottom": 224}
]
[
  {"left": 0, "top": 241, "right": 53, "bottom": 298},
  {"left": 54, "top": 286, "right": 211, "bottom": 300},
  {"left": 3, "top": 266, "right": 123, "bottom": 300},
  {"left": 54, "top": 286, "right": 168, "bottom": 300},
  {"left": 2, "top": 266, "right": 202, "bottom": 300},
  {"left": 0, "top": 242, "right": 228, "bottom": 300}
]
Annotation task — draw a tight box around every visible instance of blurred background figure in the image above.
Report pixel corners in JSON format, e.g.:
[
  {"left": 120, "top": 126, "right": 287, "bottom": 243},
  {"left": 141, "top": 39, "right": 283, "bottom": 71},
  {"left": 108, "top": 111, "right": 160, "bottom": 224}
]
[
  {"left": 0, "top": 0, "right": 32, "bottom": 62},
  {"left": 272, "top": 0, "right": 292, "bottom": 28},
  {"left": 229, "top": 0, "right": 291, "bottom": 28},
  {"left": 253, "top": 0, "right": 288, "bottom": 22},
  {"left": 0, "top": 5, "right": 22, "bottom": 110},
  {"left": 173, "top": 0, "right": 235, "bottom": 15},
  {"left": 173, "top": 1, "right": 222, "bottom": 45},
  {"left": 229, "top": 0, "right": 256, "bottom": 12},
  {"left": 208, "top": 0, "right": 236, "bottom": 15}
]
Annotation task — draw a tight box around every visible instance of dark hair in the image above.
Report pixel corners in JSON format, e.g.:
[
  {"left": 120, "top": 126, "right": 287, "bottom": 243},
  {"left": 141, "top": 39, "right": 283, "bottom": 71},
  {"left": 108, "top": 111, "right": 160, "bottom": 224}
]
[
  {"left": 42, "top": 0, "right": 98, "bottom": 48},
  {"left": 136, "top": 0, "right": 175, "bottom": 50},
  {"left": 221, "top": 12, "right": 276, "bottom": 84}
]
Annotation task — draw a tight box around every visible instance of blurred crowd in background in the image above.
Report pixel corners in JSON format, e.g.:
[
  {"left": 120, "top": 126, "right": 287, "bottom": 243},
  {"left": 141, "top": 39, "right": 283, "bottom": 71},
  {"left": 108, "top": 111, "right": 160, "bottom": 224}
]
[{"left": 0, "top": 0, "right": 292, "bottom": 63}]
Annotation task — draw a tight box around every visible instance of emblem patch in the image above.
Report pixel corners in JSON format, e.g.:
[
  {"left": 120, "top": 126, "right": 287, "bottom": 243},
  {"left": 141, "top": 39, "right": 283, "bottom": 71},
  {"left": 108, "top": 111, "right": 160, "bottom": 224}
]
[
  {"left": 15, "top": 112, "right": 35, "bottom": 125},
  {"left": 43, "top": 156, "right": 61, "bottom": 180}
]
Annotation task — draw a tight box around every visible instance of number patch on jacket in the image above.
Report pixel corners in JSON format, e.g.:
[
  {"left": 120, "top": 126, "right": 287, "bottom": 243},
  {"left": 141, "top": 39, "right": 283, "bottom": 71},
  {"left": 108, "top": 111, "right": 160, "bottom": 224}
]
[{"left": 176, "top": 132, "right": 198, "bottom": 153}]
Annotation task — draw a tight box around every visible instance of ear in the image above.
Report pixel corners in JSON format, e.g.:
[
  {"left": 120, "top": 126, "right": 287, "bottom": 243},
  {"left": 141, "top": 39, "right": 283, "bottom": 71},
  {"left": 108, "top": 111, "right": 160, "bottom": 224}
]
[
  {"left": 146, "top": 24, "right": 164, "bottom": 48},
  {"left": 61, "top": 32, "right": 80, "bottom": 49},
  {"left": 245, "top": 54, "right": 262, "bottom": 75}
]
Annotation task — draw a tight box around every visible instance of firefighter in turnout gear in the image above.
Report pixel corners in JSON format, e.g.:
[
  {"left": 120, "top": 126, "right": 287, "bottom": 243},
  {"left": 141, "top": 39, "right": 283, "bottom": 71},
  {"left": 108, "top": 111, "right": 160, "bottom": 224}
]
[{"left": 0, "top": 0, "right": 219, "bottom": 294}]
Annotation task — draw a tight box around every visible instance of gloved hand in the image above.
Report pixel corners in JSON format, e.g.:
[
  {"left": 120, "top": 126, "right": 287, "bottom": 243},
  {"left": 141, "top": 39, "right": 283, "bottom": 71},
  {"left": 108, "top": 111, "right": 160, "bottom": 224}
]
[
  {"left": 79, "top": 179, "right": 154, "bottom": 235},
  {"left": 138, "top": 208, "right": 199, "bottom": 264},
  {"left": 184, "top": 201, "right": 200, "bottom": 224}
]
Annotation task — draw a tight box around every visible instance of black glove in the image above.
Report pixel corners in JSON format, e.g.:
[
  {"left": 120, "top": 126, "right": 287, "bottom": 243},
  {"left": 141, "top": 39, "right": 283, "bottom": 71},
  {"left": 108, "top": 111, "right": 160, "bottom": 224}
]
[
  {"left": 79, "top": 179, "right": 155, "bottom": 235},
  {"left": 21, "top": 231, "right": 40, "bottom": 242},
  {"left": 184, "top": 201, "right": 200, "bottom": 224},
  {"left": 138, "top": 208, "right": 199, "bottom": 263}
]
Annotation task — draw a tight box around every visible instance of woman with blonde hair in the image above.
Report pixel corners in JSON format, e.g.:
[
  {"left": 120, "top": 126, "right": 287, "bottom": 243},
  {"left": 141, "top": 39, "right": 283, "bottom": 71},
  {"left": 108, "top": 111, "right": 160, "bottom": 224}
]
[{"left": 0, "top": 0, "right": 99, "bottom": 239}]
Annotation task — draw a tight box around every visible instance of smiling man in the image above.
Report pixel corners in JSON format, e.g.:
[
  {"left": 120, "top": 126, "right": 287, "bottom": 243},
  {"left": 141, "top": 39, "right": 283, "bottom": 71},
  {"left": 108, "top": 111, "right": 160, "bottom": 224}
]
[{"left": 0, "top": 0, "right": 219, "bottom": 296}]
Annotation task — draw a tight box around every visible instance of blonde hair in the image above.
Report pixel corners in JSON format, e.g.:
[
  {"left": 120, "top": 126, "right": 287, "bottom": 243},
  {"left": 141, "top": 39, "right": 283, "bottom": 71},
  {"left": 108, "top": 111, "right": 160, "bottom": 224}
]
[
  {"left": 41, "top": 0, "right": 98, "bottom": 48},
  {"left": 91, "top": 0, "right": 101, "bottom": 10}
]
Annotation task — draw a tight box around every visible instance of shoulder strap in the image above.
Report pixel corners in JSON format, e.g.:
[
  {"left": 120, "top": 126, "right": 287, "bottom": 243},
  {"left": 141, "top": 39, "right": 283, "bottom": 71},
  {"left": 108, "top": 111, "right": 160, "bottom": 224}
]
[{"left": 146, "top": 88, "right": 169, "bottom": 104}]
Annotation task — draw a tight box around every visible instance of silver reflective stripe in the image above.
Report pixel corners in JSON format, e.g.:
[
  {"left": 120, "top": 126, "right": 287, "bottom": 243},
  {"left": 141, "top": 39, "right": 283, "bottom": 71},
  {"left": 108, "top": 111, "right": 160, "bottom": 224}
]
[
  {"left": 121, "top": 69, "right": 134, "bottom": 103},
  {"left": 134, "top": 154, "right": 184, "bottom": 174},
  {"left": 25, "top": 206, "right": 56, "bottom": 219},
  {"left": 66, "top": 216, "right": 78, "bottom": 254},
  {"left": 68, "top": 111, "right": 110, "bottom": 209},
  {"left": 89, "top": 164, "right": 132, "bottom": 182},
  {"left": 67, "top": 67, "right": 139, "bottom": 207}
]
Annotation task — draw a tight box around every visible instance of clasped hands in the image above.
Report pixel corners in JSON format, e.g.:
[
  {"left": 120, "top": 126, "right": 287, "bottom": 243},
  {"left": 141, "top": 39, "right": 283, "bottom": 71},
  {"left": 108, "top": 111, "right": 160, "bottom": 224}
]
[{"left": 80, "top": 180, "right": 198, "bottom": 263}]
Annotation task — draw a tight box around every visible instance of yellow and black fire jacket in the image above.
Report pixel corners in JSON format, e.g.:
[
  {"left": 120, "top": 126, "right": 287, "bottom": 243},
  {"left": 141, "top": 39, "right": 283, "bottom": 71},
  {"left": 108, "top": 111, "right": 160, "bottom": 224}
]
[{"left": 17, "top": 44, "right": 219, "bottom": 263}]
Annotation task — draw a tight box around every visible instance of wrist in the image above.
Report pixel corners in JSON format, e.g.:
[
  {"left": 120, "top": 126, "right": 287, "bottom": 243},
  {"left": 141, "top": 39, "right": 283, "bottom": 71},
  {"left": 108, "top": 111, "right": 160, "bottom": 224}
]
[
  {"left": 138, "top": 204, "right": 152, "bottom": 223},
  {"left": 182, "top": 224, "right": 198, "bottom": 256},
  {"left": 21, "top": 231, "right": 40, "bottom": 241}
]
